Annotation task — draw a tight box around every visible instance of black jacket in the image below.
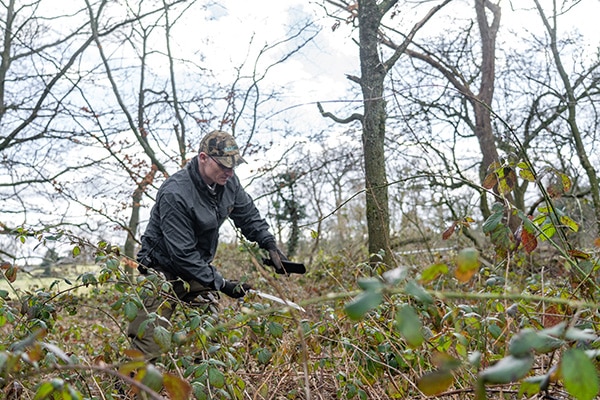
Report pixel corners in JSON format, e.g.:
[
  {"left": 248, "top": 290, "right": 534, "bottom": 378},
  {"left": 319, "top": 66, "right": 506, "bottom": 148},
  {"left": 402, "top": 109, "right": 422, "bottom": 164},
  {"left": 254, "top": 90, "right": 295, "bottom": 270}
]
[{"left": 137, "top": 156, "right": 275, "bottom": 290}]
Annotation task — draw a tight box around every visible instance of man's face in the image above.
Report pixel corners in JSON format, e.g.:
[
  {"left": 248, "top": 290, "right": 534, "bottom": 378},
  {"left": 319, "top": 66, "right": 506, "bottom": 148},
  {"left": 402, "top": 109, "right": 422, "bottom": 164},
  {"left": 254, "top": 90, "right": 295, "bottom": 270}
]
[{"left": 199, "top": 152, "right": 235, "bottom": 185}]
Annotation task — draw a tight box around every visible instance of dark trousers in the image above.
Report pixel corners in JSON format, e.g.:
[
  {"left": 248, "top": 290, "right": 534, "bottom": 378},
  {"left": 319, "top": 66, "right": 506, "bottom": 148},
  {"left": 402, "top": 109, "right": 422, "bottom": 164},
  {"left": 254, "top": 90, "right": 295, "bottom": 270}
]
[{"left": 127, "top": 270, "right": 218, "bottom": 358}]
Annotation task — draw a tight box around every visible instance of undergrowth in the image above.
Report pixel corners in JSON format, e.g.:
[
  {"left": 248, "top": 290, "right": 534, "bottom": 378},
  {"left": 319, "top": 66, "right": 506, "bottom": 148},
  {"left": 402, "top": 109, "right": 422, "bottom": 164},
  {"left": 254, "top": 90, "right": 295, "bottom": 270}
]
[{"left": 1, "top": 160, "right": 600, "bottom": 399}]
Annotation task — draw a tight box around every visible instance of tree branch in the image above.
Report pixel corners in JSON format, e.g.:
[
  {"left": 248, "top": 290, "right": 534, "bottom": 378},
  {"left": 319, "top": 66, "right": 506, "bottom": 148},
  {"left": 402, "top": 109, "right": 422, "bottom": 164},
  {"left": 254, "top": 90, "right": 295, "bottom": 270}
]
[{"left": 317, "top": 102, "right": 363, "bottom": 124}]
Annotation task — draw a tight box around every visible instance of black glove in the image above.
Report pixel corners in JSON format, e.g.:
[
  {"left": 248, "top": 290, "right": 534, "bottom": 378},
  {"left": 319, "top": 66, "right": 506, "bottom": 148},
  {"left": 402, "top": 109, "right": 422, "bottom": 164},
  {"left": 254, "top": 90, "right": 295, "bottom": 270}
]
[
  {"left": 263, "top": 241, "right": 288, "bottom": 274},
  {"left": 220, "top": 280, "right": 252, "bottom": 299}
]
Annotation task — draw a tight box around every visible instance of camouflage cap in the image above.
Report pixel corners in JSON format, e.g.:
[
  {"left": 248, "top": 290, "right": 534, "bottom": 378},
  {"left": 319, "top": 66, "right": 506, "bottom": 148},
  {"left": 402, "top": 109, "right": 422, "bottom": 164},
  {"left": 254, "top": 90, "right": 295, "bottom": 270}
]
[{"left": 199, "top": 130, "right": 246, "bottom": 169}]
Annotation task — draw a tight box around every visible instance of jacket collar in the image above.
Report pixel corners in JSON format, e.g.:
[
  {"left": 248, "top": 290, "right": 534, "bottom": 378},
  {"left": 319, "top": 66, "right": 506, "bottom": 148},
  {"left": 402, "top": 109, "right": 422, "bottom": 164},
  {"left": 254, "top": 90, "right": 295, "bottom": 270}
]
[{"left": 187, "top": 155, "right": 223, "bottom": 197}]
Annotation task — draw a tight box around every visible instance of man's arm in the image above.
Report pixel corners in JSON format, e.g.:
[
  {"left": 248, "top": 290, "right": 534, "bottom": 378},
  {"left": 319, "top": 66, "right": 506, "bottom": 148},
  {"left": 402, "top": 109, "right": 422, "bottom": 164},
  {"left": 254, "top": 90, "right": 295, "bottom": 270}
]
[{"left": 229, "top": 187, "right": 288, "bottom": 272}]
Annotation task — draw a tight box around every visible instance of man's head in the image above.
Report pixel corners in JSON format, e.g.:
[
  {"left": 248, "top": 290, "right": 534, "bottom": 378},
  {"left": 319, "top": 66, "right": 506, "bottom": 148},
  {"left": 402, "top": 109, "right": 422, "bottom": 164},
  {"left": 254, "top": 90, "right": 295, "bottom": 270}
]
[
  {"left": 198, "top": 130, "right": 246, "bottom": 169},
  {"left": 198, "top": 130, "right": 246, "bottom": 186}
]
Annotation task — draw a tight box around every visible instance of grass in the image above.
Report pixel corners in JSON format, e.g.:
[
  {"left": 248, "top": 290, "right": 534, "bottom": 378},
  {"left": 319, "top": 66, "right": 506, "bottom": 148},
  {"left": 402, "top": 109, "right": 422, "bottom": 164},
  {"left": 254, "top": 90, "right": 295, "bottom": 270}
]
[{"left": 0, "top": 264, "right": 98, "bottom": 293}]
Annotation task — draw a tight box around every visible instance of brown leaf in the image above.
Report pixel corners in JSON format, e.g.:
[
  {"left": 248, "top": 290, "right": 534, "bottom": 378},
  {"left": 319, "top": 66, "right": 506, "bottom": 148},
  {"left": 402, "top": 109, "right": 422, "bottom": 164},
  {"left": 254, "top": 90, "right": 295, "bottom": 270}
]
[
  {"left": 559, "top": 172, "right": 572, "bottom": 193},
  {"left": 123, "top": 348, "right": 145, "bottom": 360},
  {"left": 122, "top": 258, "right": 138, "bottom": 270},
  {"left": 500, "top": 167, "right": 517, "bottom": 193},
  {"left": 568, "top": 249, "right": 590, "bottom": 260},
  {"left": 164, "top": 372, "right": 193, "bottom": 400},
  {"left": 482, "top": 172, "right": 498, "bottom": 189},
  {"left": 521, "top": 228, "right": 537, "bottom": 253},
  {"left": 442, "top": 223, "right": 456, "bottom": 240},
  {"left": 4, "top": 265, "right": 17, "bottom": 283}
]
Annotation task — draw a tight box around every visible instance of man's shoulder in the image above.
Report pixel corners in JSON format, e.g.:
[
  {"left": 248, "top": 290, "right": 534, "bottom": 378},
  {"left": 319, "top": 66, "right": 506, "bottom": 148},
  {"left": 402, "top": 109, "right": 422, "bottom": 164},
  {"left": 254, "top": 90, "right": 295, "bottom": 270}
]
[{"left": 159, "top": 169, "right": 193, "bottom": 194}]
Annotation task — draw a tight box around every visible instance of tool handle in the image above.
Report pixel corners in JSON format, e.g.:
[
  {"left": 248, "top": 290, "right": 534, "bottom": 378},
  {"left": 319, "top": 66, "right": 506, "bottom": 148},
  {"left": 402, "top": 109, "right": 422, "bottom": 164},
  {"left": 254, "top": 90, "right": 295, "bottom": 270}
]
[{"left": 262, "top": 258, "right": 306, "bottom": 274}]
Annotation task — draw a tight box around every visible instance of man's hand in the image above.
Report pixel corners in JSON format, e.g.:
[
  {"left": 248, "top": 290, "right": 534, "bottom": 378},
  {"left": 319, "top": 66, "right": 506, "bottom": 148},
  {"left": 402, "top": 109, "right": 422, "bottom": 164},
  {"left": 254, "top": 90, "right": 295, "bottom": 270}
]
[
  {"left": 220, "top": 280, "right": 252, "bottom": 299},
  {"left": 264, "top": 242, "right": 288, "bottom": 274}
]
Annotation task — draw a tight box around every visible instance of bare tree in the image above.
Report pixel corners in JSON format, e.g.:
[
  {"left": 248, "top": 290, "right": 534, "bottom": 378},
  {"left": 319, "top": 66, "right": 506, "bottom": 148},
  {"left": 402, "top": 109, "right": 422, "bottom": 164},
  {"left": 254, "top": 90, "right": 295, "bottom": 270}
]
[
  {"left": 531, "top": 0, "right": 600, "bottom": 235},
  {"left": 0, "top": 0, "right": 321, "bottom": 265},
  {"left": 381, "top": 0, "right": 600, "bottom": 244},
  {"left": 319, "top": 0, "right": 451, "bottom": 268},
  {"left": 0, "top": 0, "right": 102, "bottom": 254}
]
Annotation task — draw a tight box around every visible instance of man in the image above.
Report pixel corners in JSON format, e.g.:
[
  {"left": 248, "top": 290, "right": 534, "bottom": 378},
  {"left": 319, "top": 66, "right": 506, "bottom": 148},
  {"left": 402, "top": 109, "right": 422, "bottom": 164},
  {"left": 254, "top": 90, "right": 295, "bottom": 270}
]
[{"left": 128, "top": 130, "right": 287, "bottom": 358}]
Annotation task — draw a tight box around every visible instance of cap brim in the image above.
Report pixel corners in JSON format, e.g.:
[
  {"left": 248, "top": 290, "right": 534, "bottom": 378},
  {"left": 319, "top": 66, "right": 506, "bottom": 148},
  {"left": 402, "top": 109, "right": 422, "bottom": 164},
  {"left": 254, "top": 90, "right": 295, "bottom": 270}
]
[{"left": 216, "top": 154, "right": 246, "bottom": 169}]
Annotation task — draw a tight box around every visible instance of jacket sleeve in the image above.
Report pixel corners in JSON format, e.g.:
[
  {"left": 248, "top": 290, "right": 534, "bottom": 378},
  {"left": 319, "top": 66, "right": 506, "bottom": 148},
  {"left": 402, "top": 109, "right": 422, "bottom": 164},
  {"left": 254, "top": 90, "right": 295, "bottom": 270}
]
[
  {"left": 229, "top": 187, "right": 276, "bottom": 249},
  {"left": 157, "top": 190, "right": 224, "bottom": 290}
]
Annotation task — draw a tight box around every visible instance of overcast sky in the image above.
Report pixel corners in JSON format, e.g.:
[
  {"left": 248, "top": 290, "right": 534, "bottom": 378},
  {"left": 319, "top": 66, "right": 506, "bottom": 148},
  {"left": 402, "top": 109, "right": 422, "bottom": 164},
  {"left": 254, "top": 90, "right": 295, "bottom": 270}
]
[{"left": 178, "top": 0, "right": 600, "bottom": 129}]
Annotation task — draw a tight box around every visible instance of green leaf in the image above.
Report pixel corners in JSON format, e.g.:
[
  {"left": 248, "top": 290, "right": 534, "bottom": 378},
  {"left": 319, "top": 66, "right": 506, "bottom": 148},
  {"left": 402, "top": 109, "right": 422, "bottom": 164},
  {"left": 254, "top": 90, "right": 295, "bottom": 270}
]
[
  {"left": 208, "top": 366, "right": 225, "bottom": 388},
  {"left": 141, "top": 365, "right": 164, "bottom": 393},
  {"left": 432, "top": 352, "right": 462, "bottom": 370},
  {"left": 344, "top": 291, "right": 383, "bottom": 321},
  {"left": 33, "top": 382, "right": 56, "bottom": 400},
  {"left": 67, "top": 385, "right": 82, "bottom": 399},
  {"left": 417, "top": 370, "right": 453, "bottom": 395},
  {"left": 420, "top": 263, "right": 448, "bottom": 282},
  {"left": 488, "top": 324, "right": 502, "bottom": 339},
  {"left": 539, "top": 223, "right": 556, "bottom": 240},
  {"left": 519, "top": 377, "right": 543, "bottom": 397},
  {"left": 479, "top": 355, "right": 534, "bottom": 384},
  {"left": 41, "top": 342, "right": 72, "bottom": 364},
  {"left": 562, "top": 349, "right": 599, "bottom": 400},
  {"left": 509, "top": 329, "right": 564, "bottom": 357},
  {"left": 518, "top": 165, "right": 536, "bottom": 182},
  {"left": 560, "top": 215, "right": 579, "bottom": 232},
  {"left": 72, "top": 245, "right": 81, "bottom": 257},
  {"left": 468, "top": 351, "right": 482, "bottom": 368},
  {"left": 489, "top": 224, "right": 513, "bottom": 250},
  {"left": 124, "top": 301, "right": 138, "bottom": 322},
  {"left": 257, "top": 347, "right": 272, "bottom": 364},
  {"left": 267, "top": 322, "right": 284, "bottom": 338},
  {"left": 482, "top": 211, "right": 503, "bottom": 234},
  {"left": 153, "top": 326, "right": 172, "bottom": 352},
  {"left": 541, "top": 322, "right": 566, "bottom": 336},
  {"left": 405, "top": 280, "right": 433, "bottom": 304},
  {"left": 357, "top": 277, "right": 383, "bottom": 291},
  {"left": 516, "top": 210, "right": 536, "bottom": 231},
  {"left": 207, "top": 345, "right": 220, "bottom": 355},
  {"left": 565, "top": 327, "right": 597, "bottom": 342},
  {"left": 396, "top": 305, "right": 424, "bottom": 348}
]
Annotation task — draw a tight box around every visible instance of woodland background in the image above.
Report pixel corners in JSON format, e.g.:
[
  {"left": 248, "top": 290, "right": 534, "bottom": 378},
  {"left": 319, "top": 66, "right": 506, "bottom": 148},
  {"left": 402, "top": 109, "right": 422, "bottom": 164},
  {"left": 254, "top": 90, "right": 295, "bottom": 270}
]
[{"left": 1, "top": 0, "right": 600, "bottom": 399}]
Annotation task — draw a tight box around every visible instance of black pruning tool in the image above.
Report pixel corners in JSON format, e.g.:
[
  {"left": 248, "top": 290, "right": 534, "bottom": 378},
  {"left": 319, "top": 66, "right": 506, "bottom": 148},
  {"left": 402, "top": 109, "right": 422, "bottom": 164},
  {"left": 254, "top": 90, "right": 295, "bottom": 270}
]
[{"left": 263, "top": 258, "right": 306, "bottom": 274}]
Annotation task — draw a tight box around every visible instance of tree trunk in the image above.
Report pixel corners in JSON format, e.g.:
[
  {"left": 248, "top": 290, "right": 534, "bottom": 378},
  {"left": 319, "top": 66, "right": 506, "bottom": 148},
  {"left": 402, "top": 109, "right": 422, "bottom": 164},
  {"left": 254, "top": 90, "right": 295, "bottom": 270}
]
[
  {"left": 358, "top": 0, "right": 394, "bottom": 267},
  {"left": 473, "top": 0, "right": 503, "bottom": 220}
]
